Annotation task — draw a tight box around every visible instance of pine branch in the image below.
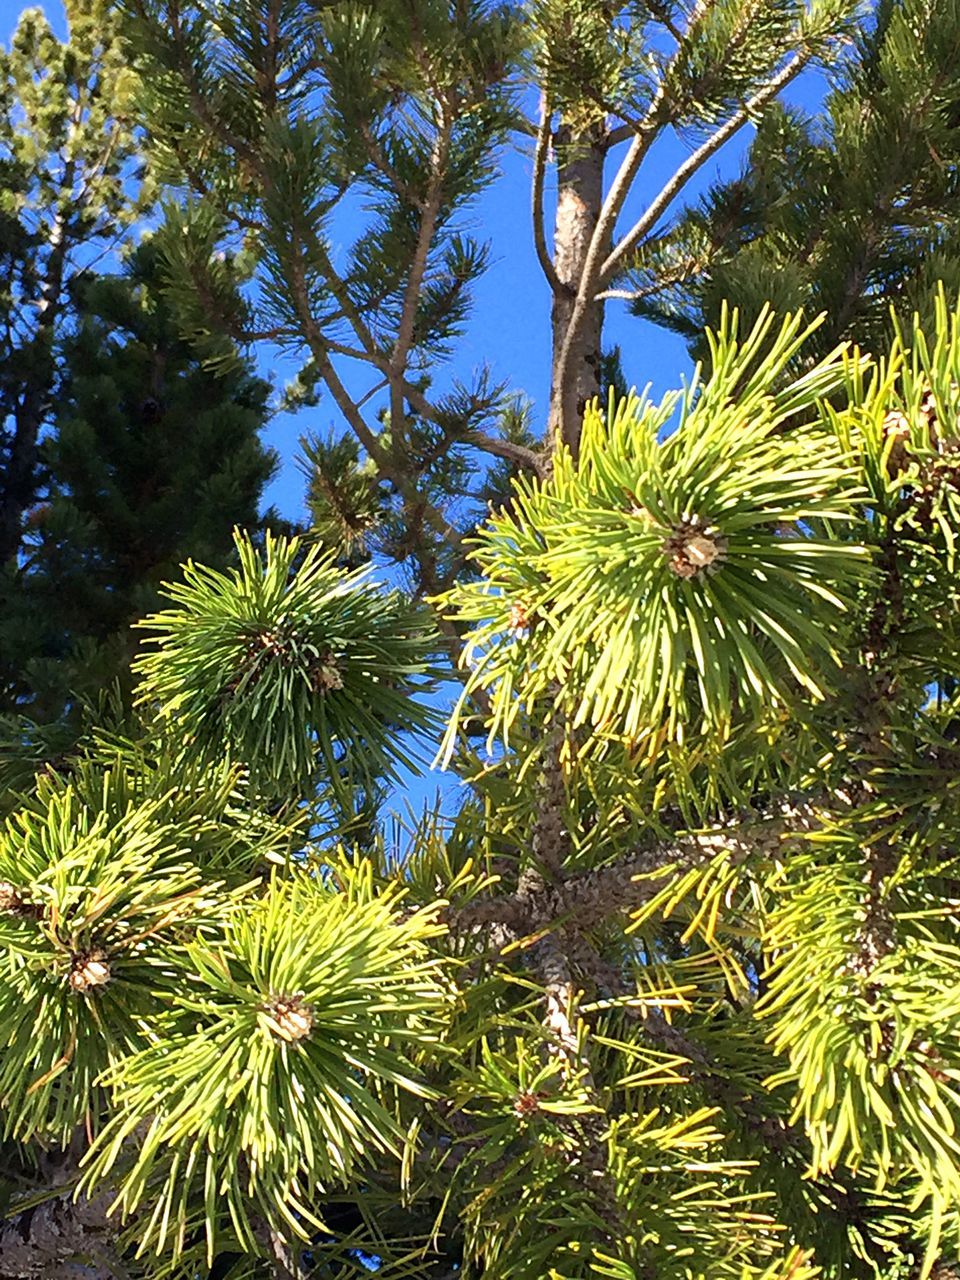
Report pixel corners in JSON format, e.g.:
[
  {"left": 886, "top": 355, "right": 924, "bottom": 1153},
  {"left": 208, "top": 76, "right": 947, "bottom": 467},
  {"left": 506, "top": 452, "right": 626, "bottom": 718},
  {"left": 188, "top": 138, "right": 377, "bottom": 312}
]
[
  {"left": 390, "top": 106, "right": 456, "bottom": 440},
  {"left": 0, "top": 1187, "right": 121, "bottom": 1280},
  {"left": 532, "top": 101, "right": 564, "bottom": 296},
  {"left": 359, "top": 122, "right": 424, "bottom": 209},
  {"left": 452, "top": 810, "right": 812, "bottom": 939},
  {"left": 462, "top": 431, "right": 545, "bottom": 476},
  {"left": 601, "top": 49, "right": 811, "bottom": 283}
]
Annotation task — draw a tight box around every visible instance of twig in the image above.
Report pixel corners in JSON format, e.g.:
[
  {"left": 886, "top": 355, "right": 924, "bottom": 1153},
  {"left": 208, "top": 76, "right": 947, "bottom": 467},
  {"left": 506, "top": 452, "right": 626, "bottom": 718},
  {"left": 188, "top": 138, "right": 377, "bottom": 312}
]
[{"left": 532, "top": 100, "right": 565, "bottom": 296}]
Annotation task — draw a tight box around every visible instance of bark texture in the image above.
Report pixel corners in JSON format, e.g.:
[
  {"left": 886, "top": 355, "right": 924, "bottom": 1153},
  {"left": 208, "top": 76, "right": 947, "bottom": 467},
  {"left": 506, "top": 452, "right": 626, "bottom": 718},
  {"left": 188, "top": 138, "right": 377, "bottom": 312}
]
[
  {"left": 547, "top": 125, "right": 606, "bottom": 458},
  {"left": 0, "top": 1188, "right": 117, "bottom": 1280}
]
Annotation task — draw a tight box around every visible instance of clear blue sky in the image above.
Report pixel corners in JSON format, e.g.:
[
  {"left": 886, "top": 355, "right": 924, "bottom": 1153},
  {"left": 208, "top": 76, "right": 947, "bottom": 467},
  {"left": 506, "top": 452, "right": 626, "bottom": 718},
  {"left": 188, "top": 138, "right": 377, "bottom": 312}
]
[{"left": 2, "top": 0, "right": 828, "bottom": 824}]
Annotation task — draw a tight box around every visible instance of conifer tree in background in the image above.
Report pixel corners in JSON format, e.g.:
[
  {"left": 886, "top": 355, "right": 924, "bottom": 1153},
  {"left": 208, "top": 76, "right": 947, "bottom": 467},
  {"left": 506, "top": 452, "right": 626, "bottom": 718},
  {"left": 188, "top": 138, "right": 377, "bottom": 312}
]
[
  {"left": 0, "top": 244, "right": 278, "bottom": 722},
  {"left": 631, "top": 0, "right": 960, "bottom": 360},
  {"left": 0, "top": 0, "right": 152, "bottom": 566}
]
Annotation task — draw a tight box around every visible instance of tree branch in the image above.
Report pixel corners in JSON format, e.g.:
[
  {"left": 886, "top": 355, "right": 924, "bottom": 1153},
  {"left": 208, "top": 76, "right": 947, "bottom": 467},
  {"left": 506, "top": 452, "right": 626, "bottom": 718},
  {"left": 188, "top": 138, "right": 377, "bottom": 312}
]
[
  {"left": 601, "top": 50, "right": 810, "bottom": 283},
  {"left": 389, "top": 108, "right": 455, "bottom": 439},
  {"left": 0, "top": 1187, "right": 121, "bottom": 1280},
  {"left": 451, "top": 809, "right": 815, "bottom": 939},
  {"left": 532, "top": 101, "right": 564, "bottom": 296},
  {"left": 462, "top": 430, "right": 545, "bottom": 476}
]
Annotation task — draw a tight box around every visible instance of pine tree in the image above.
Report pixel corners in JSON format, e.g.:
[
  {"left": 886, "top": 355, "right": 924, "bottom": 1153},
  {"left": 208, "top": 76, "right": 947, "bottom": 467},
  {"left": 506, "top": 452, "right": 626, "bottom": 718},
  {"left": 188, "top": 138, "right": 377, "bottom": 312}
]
[
  {"left": 0, "top": 0, "right": 152, "bottom": 565},
  {"left": 631, "top": 0, "right": 960, "bottom": 362},
  {"left": 0, "top": 243, "right": 278, "bottom": 723},
  {"left": 119, "top": 0, "right": 860, "bottom": 605},
  {"left": 3, "top": 300, "right": 960, "bottom": 1278},
  {"left": 8, "top": 1, "right": 960, "bottom": 1277}
]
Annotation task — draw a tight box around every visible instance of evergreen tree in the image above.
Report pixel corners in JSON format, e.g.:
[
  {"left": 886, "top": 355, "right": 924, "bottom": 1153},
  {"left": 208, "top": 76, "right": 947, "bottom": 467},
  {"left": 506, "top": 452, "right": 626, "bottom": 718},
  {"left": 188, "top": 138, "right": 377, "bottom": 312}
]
[
  {"left": 631, "top": 0, "right": 960, "bottom": 361},
  {"left": 2, "top": 302, "right": 960, "bottom": 1278},
  {"left": 120, "top": 0, "right": 860, "bottom": 606},
  {"left": 0, "top": 0, "right": 152, "bottom": 565},
  {"left": 0, "top": 244, "right": 278, "bottom": 722},
  {"left": 8, "top": 2, "right": 960, "bottom": 1278}
]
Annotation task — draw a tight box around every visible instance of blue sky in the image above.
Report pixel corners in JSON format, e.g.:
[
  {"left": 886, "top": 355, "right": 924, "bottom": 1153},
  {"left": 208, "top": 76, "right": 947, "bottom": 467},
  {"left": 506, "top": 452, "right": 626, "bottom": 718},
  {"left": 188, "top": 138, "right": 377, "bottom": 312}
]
[{"left": 2, "top": 0, "right": 830, "bottom": 822}]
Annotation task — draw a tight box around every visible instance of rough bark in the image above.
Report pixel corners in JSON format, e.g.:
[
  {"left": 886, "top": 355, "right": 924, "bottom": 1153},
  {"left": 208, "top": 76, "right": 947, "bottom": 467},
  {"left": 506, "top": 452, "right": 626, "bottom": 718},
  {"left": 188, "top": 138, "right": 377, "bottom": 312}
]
[
  {"left": 547, "top": 125, "right": 606, "bottom": 460},
  {"left": 0, "top": 1188, "right": 119, "bottom": 1280}
]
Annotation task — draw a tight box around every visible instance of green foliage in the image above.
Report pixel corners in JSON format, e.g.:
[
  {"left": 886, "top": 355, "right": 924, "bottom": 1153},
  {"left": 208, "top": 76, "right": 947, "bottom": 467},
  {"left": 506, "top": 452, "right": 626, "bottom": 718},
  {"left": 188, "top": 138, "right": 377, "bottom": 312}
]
[
  {"left": 0, "top": 0, "right": 153, "bottom": 563},
  {"left": 0, "top": 779, "right": 247, "bottom": 1142},
  {"left": 133, "top": 529, "right": 440, "bottom": 802},
  {"left": 0, "top": 244, "right": 277, "bottom": 722},
  {"left": 8, "top": 0, "right": 960, "bottom": 1273},
  {"left": 10, "top": 300, "right": 960, "bottom": 1276},
  {"left": 633, "top": 0, "right": 960, "bottom": 363},
  {"left": 441, "top": 309, "right": 872, "bottom": 762},
  {"left": 80, "top": 873, "right": 450, "bottom": 1263}
]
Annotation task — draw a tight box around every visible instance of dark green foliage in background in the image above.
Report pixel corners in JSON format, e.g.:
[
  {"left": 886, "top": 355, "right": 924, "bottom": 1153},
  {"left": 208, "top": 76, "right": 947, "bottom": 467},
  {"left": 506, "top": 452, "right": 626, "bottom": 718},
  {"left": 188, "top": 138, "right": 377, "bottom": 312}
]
[{"left": 0, "top": 245, "right": 278, "bottom": 722}]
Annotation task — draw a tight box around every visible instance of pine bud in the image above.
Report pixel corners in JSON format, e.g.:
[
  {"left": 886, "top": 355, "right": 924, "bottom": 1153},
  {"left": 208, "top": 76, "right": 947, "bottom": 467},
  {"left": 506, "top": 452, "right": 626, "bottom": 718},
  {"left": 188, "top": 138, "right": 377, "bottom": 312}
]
[
  {"left": 513, "top": 1091, "right": 540, "bottom": 1117},
  {"left": 882, "top": 410, "right": 911, "bottom": 477},
  {"left": 507, "top": 601, "right": 533, "bottom": 636},
  {"left": 69, "top": 951, "right": 111, "bottom": 993},
  {"left": 0, "top": 881, "right": 21, "bottom": 912},
  {"left": 0, "top": 881, "right": 42, "bottom": 919},
  {"left": 312, "top": 652, "right": 343, "bottom": 692},
  {"left": 264, "top": 994, "right": 314, "bottom": 1043},
  {"left": 662, "top": 517, "right": 726, "bottom": 578}
]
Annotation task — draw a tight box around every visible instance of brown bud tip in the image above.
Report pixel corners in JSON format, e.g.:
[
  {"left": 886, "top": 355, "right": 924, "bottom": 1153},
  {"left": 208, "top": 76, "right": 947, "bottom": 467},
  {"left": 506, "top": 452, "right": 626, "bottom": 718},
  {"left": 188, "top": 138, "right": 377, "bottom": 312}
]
[
  {"left": 0, "top": 882, "right": 42, "bottom": 919},
  {"left": 0, "top": 881, "right": 21, "bottom": 912},
  {"left": 507, "top": 601, "right": 533, "bottom": 635},
  {"left": 265, "top": 994, "right": 314, "bottom": 1043},
  {"left": 662, "top": 519, "right": 726, "bottom": 578},
  {"left": 513, "top": 1090, "right": 540, "bottom": 1117},
  {"left": 69, "top": 952, "right": 111, "bottom": 993},
  {"left": 312, "top": 653, "right": 344, "bottom": 692}
]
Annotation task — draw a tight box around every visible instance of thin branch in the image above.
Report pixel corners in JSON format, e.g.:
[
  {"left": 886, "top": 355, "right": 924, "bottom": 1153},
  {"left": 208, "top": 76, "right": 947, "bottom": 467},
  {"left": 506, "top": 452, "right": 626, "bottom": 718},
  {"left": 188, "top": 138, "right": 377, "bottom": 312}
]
[
  {"left": 601, "top": 50, "right": 810, "bottom": 282},
  {"left": 594, "top": 256, "right": 706, "bottom": 303},
  {"left": 462, "top": 430, "right": 545, "bottom": 476},
  {"left": 311, "top": 345, "right": 462, "bottom": 550},
  {"left": 360, "top": 122, "right": 424, "bottom": 210},
  {"left": 605, "top": 120, "right": 645, "bottom": 148},
  {"left": 532, "top": 101, "right": 565, "bottom": 296},
  {"left": 389, "top": 108, "right": 455, "bottom": 436}
]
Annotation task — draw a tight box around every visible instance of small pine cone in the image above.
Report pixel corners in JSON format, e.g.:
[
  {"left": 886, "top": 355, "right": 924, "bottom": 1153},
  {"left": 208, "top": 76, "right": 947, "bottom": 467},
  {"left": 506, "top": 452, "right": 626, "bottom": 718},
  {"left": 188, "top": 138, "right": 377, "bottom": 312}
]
[
  {"left": 662, "top": 516, "right": 726, "bottom": 579},
  {"left": 513, "top": 1091, "right": 540, "bottom": 1117},
  {"left": 264, "top": 994, "right": 314, "bottom": 1043},
  {"left": 312, "top": 652, "right": 343, "bottom": 692},
  {"left": 69, "top": 951, "right": 111, "bottom": 993}
]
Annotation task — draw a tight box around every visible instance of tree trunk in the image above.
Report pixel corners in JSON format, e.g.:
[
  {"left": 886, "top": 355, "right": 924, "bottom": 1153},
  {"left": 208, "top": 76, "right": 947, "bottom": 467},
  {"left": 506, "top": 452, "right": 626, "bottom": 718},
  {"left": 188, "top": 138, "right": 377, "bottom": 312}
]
[
  {"left": 547, "top": 124, "right": 606, "bottom": 460},
  {"left": 0, "top": 1189, "right": 119, "bottom": 1279}
]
